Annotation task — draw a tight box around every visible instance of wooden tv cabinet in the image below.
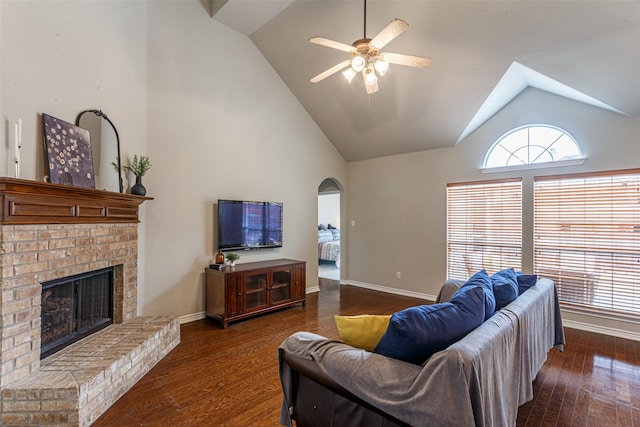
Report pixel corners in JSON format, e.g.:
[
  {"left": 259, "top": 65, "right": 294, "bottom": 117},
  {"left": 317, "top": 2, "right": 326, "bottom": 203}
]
[{"left": 205, "top": 259, "right": 306, "bottom": 328}]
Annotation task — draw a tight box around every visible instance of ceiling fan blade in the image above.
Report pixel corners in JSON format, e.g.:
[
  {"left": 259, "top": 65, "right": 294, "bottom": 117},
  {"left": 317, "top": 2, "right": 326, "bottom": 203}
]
[
  {"left": 380, "top": 52, "right": 432, "bottom": 68},
  {"left": 369, "top": 19, "right": 409, "bottom": 50},
  {"left": 310, "top": 59, "right": 352, "bottom": 83},
  {"left": 309, "top": 37, "right": 356, "bottom": 54}
]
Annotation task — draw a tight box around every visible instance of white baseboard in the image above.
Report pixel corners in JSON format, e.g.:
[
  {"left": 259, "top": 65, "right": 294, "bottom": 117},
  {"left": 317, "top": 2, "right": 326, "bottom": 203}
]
[
  {"left": 342, "top": 280, "right": 436, "bottom": 302},
  {"left": 179, "top": 285, "right": 640, "bottom": 341},
  {"left": 562, "top": 318, "right": 640, "bottom": 342},
  {"left": 179, "top": 311, "right": 205, "bottom": 324},
  {"left": 179, "top": 289, "right": 319, "bottom": 325},
  {"left": 342, "top": 281, "right": 640, "bottom": 341}
]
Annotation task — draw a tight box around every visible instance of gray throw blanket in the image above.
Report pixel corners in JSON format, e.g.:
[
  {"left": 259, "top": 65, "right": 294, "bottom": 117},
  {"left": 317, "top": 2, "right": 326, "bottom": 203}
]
[{"left": 279, "top": 278, "right": 564, "bottom": 427}]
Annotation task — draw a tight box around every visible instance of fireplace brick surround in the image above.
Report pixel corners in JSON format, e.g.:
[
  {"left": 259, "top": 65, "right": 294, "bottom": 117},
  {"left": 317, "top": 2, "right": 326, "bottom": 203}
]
[{"left": 0, "top": 179, "right": 180, "bottom": 426}]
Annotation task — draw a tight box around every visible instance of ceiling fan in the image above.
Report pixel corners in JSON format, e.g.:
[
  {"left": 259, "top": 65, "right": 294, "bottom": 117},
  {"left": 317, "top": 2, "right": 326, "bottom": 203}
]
[{"left": 309, "top": 0, "right": 431, "bottom": 94}]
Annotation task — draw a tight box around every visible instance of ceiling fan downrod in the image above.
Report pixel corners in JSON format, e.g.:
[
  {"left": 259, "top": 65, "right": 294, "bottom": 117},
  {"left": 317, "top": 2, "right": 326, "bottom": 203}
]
[{"left": 363, "top": 0, "right": 367, "bottom": 39}]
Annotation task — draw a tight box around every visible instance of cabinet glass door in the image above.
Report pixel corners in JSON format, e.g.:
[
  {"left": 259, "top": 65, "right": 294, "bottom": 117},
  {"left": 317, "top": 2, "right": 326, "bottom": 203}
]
[
  {"left": 271, "top": 269, "right": 291, "bottom": 305},
  {"left": 245, "top": 271, "right": 268, "bottom": 312}
]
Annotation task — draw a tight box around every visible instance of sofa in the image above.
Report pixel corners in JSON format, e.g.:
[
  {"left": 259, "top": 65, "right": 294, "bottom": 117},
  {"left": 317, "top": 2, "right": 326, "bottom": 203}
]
[{"left": 278, "top": 277, "right": 564, "bottom": 427}]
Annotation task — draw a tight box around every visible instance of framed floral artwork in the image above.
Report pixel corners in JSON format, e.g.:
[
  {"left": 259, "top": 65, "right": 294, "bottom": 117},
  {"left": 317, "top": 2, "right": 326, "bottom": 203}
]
[{"left": 42, "top": 113, "right": 95, "bottom": 188}]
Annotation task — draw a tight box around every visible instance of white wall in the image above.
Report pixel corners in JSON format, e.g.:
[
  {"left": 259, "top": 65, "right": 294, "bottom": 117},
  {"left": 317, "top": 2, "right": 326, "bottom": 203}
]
[
  {"left": 1, "top": 1, "right": 147, "bottom": 180},
  {"left": 318, "top": 193, "right": 340, "bottom": 228},
  {"left": 1, "top": 1, "right": 347, "bottom": 320},
  {"left": 142, "top": 2, "right": 346, "bottom": 317},
  {"left": 7, "top": 1, "right": 636, "bottom": 336},
  {"left": 347, "top": 88, "right": 640, "bottom": 336}
]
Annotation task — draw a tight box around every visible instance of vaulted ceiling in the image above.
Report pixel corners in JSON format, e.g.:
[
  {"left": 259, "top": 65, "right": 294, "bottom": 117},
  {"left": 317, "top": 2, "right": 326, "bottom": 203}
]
[{"left": 213, "top": 1, "right": 640, "bottom": 162}]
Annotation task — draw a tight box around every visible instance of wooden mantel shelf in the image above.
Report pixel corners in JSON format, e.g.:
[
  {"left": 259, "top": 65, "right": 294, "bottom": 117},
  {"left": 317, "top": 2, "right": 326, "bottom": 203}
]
[{"left": 0, "top": 177, "right": 153, "bottom": 225}]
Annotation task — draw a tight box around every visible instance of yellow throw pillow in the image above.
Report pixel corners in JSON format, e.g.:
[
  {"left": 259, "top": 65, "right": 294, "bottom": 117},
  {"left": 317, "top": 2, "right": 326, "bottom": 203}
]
[{"left": 334, "top": 314, "right": 392, "bottom": 351}]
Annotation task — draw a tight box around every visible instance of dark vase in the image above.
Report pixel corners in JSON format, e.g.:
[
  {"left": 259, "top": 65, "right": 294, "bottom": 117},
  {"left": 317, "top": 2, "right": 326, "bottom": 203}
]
[{"left": 131, "top": 175, "right": 146, "bottom": 196}]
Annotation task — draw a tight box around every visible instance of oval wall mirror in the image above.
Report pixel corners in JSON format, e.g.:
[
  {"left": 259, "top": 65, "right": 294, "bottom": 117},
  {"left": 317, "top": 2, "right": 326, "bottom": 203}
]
[{"left": 75, "top": 110, "right": 123, "bottom": 193}]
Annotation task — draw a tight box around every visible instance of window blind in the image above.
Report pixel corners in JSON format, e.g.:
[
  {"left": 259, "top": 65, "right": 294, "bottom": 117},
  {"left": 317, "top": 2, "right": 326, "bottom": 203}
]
[
  {"left": 447, "top": 179, "right": 522, "bottom": 280},
  {"left": 534, "top": 169, "right": 640, "bottom": 316}
]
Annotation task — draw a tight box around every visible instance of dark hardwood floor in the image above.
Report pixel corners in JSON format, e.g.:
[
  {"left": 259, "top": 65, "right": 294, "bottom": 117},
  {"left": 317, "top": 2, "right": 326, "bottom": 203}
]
[{"left": 94, "top": 279, "right": 640, "bottom": 426}]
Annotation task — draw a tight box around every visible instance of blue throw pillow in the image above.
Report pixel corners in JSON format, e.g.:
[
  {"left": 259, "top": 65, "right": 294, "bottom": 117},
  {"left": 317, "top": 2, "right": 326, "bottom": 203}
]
[
  {"left": 373, "top": 285, "right": 485, "bottom": 365},
  {"left": 461, "top": 269, "right": 495, "bottom": 319},
  {"left": 516, "top": 273, "right": 538, "bottom": 295},
  {"left": 491, "top": 268, "right": 518, "bottom": 310}
]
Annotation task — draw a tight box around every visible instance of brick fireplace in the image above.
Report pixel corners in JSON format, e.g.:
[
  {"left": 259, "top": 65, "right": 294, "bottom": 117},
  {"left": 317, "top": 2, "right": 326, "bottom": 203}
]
[{"left": 0, "top": 178, "right": 180, "bottom": 426}]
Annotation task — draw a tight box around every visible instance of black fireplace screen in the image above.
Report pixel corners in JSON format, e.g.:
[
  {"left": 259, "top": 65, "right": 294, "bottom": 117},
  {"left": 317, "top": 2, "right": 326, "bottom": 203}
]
[{"left": 41, "top": 267, "right": 114, "bottom": 359}]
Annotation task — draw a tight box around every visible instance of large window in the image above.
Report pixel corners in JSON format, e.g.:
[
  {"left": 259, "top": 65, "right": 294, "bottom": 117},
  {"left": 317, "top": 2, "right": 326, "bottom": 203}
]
[
  {"left": 534, "top": 169, "right": 640, "bottom": 316},
  {"left": 447, "top": 179, "right": 522, "bottom": 280},
  {"left": 484, "top": 125, "right": 583, "bottom": 171}
]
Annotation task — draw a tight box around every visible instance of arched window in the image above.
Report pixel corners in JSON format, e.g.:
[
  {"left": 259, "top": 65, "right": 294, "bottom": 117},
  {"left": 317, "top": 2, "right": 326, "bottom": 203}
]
[{"left": 483, "top": 125, "right": 584, "bottom": 171}]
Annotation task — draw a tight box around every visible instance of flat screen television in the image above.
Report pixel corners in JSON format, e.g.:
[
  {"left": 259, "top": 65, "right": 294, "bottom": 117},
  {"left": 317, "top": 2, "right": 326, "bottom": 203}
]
[{"left": 217, "top": 199, "right": 283, "bottom": 251}]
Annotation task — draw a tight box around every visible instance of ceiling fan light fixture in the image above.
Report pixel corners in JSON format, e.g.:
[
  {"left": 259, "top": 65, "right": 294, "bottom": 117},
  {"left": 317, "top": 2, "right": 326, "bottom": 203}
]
[
  {"left": 374, "top": 59, "right": 389, "bottom": 76},
  {"left": 363, "top": 65, "right": 378, "bottom": 85},
  {"left": 351, "top": 55, "right": 366, "bottom": 72},
  {"left": 364, "top": 78, "right": 379, "bottom": 94},
  {"left": 342, "top": 67, "right": 357, "bottom": 83}
]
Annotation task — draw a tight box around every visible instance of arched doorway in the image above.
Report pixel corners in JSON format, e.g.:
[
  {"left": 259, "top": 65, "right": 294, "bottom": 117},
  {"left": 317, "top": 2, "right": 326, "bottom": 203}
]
[{"left": 318, "top": 178, "right": 343, "bottom": 282}]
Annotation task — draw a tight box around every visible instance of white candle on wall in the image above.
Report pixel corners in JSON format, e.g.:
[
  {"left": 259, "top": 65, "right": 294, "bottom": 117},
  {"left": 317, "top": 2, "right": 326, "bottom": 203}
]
[
  {"left": 14, "top": 122, "right": 19, "bottom": 160},
  {"left": 17, "top": 118, "right": 22, "bottom": 148},
  {"left": 14, "top": 121, "right": 20, "bottom": 178}
]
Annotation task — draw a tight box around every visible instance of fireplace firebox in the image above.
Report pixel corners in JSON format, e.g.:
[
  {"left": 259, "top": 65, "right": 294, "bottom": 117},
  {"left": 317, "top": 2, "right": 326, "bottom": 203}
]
[{"left": 40, "top": 266, "right": 114, "bottom": 359}]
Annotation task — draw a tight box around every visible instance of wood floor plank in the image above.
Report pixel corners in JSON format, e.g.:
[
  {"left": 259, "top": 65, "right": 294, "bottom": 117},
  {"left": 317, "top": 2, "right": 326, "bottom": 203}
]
[
  {"left": 633, "top": 406, "right": 640, "bottom": 426},
  {"left": 93, "top": 282, "right": 640, "bottom": 427}
]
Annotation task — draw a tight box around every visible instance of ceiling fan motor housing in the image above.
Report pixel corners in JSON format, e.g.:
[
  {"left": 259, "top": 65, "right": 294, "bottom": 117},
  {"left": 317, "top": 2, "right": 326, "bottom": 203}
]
[{"left": 352, "top": 38, "right": 378, "bottom": 57}]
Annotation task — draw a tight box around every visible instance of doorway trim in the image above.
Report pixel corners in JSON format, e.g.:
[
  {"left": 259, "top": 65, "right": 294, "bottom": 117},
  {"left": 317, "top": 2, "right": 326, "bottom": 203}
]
[{"left": 318, "top": 178, "right": 344, "bottom": 282}]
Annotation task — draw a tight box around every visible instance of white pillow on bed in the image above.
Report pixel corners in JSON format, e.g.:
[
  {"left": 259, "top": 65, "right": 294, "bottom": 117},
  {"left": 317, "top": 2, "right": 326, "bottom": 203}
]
[{"left": 318, "top": 230, "right": 334, "bottom": 243}]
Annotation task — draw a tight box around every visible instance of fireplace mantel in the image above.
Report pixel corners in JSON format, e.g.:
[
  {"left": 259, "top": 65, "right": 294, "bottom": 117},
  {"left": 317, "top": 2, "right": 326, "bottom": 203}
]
[{"left": 0, "top": 177, "right": 152, "bottom": 224}]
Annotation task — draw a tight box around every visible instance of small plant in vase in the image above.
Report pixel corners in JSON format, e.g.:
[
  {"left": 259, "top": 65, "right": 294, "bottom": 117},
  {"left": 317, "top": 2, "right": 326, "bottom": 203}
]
[
  {"left": 225, "top": 252, "right": 240, "bottom": 267},
  {"left": 123, "top": 155, "right": 151, "bottom": 196}
]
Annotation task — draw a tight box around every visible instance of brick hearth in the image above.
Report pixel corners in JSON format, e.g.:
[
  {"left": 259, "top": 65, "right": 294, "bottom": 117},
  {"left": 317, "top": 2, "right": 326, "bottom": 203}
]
[{"left": 0, "top": 179, "right": 179, "bottom": 426}]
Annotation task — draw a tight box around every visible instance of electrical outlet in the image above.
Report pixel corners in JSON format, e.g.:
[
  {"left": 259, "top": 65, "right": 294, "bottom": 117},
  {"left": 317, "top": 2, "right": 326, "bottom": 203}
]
[{"left": 396, "top": 271, "right": 401, "bottom": 279}]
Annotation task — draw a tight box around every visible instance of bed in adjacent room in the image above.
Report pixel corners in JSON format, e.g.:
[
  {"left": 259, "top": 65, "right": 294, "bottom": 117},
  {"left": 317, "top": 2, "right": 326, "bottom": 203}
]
[{"left": 318, "top": 225, "right": 340, "bottom": 266}]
